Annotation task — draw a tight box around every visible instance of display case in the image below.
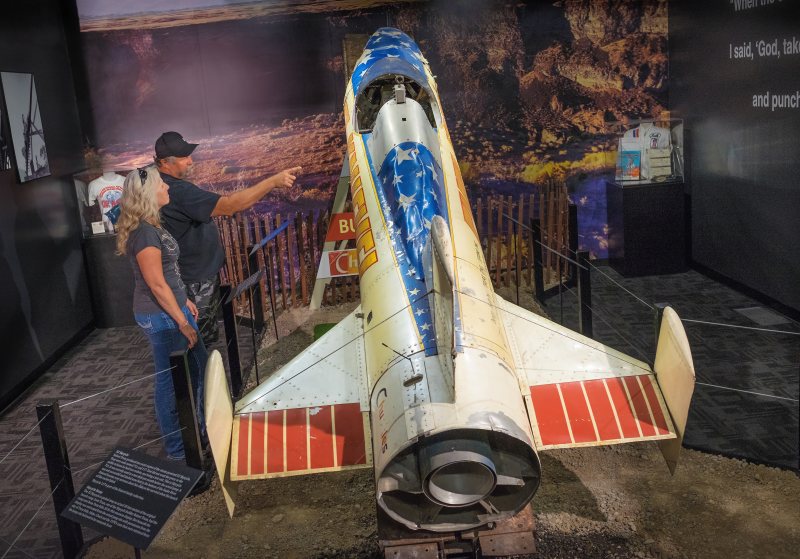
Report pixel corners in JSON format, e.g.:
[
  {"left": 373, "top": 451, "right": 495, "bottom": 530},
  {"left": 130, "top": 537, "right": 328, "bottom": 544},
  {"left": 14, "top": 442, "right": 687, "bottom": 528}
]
[
  {"left": 603, "top": 118, "right": 685, "bottom": 186},
  {"left": 73, "top": 169, "right": 133, "bottom": 238}
]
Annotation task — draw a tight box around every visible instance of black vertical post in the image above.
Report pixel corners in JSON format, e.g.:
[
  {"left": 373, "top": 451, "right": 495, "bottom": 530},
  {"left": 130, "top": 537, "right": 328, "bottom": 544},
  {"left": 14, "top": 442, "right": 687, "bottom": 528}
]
[
  {"left": 654, "top": 303, "right": 670, "bottom": 355},
  {"left": 261, "top": 246, "right": 279, "bottom": 341},
  {"left": 220, "top": 284, "right": 242, "bottom": 397},
  {"left": 36, "top": 400, "right": 83, "bottom": 559},
  {"left": 577, "top": 251, "right": 593, "bottom": 339},
  {"left": 246, "top": 246, "right": 265, "bottom": 335},
  {"left": 513, "top": 220, "right": 519, "bottom": 306},
  {"left": 568, "top": 204, "right": 578, "bottom": 279},
  {"left": 531, "top": 218, "right": 545, "bottom": 303},
  {"left": 169, "top": 351, "right": 203, "bottom": 472}
]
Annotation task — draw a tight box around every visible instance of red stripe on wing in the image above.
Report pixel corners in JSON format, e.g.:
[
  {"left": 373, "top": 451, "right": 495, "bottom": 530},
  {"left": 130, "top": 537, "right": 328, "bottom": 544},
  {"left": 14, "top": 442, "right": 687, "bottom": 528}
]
[
  {"left": 559, "top": 382, "right": 596, "bottom": 443},
  {"left": 530, "top": 384, "right": 572, "bottom": 445},
  {"left": 309, "top": 406, "right": 335, "bottom": 469},
  {"left": 624, "top": 376, "right": 656, "bottom": 436},
  {"left": 607, "top": 378, "right": 641, "bottom": 438},
  {"left": 237, "top": 414, "right": 250, "bottom": 477},
  {"left": 583, "top": 379, "right": 621, "bottom": 441},
  {"left": 250, "top": 412, "right": 266, "bottom": 475},
  {"left": 286, "top": 408, "right": 308, "bottom": 471},
  {"left": 267, "top": 410, "right": 284, "bottom": 474},
  {"left": 334, "top": 404, "right": 366, "bottom": 466},
  {"left": 640, "top": 376, "right": 671, "bottom": 436}
]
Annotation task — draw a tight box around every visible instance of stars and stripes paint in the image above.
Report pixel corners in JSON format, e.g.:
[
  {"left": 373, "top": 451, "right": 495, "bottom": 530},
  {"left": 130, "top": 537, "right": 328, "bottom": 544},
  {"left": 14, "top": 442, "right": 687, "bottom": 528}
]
[
  {"left": 379, "top": 142, "right": 446, "bottom": 280},
  {"left": 351, "top": 28, "right": 429, "bottom": 96}
]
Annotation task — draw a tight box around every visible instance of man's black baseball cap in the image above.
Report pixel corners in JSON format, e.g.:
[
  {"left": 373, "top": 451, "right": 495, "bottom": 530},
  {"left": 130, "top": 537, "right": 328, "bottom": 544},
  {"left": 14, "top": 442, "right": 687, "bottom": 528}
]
[{"left": 155, "top": 132, "right": 198, "bottom": 158}]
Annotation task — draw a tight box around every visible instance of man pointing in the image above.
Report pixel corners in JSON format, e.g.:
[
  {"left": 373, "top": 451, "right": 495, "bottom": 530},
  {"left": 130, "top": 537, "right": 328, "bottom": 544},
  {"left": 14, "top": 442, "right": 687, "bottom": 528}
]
[{"left": 154, "top": 131, "right": 301, "bottom": 345}]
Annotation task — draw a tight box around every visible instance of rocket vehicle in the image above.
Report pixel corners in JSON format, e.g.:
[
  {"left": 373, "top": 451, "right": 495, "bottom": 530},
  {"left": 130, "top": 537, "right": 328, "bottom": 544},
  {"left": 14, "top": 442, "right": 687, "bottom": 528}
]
[{"left": 204, "top": 28, "right": 696, "bottom": 532}]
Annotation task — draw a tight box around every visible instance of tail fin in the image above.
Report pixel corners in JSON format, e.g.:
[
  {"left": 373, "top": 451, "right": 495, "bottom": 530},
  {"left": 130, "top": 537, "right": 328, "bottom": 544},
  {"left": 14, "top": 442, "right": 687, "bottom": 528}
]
[
  {"left": 653, "top": 307, "right": 696, "bottom": 475},
  {"left": 204, "top": 350, "right": 239, "bottom": 516}
]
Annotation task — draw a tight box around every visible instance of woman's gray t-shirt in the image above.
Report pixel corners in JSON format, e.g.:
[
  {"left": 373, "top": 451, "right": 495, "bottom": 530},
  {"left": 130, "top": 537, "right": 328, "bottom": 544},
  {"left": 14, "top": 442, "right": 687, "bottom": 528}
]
[{"left": 127, "top": 221, "right": 187, "bottom": 315}]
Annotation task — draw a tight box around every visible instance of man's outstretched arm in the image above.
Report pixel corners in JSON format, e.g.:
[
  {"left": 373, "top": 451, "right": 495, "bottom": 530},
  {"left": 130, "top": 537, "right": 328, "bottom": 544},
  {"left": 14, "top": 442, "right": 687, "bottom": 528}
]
[{"left": 211, "top": 167, "right": 302, "bottom": 216}]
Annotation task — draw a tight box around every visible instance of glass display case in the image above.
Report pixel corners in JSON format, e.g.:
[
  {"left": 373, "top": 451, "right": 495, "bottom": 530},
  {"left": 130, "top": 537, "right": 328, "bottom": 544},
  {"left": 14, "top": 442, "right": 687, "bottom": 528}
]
[
  {"left": 603, "top": 118, "right": 684, "bottom": 186},
  {"left": 73, "top": 168, "right": 133, "bottom": 238}
]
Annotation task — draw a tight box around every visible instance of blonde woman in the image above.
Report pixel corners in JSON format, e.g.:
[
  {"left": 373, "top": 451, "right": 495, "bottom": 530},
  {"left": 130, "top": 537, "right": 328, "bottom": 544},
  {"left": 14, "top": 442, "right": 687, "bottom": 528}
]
[{"left": 117, "top": 166, "right": 207, "bottom": 461}]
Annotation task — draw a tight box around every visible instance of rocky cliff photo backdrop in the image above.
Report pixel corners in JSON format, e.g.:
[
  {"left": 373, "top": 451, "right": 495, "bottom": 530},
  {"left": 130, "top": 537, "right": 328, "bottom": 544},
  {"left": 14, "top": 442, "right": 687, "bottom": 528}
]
[{"left": 75, "top": 0, "right": 669, "bottom": 258}]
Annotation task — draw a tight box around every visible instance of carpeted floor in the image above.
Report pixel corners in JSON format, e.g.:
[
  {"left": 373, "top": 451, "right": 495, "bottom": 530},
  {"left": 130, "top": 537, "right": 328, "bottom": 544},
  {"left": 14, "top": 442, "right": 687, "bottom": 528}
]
[
  {"left": 0, "top": 266, "right": 797, "bottom": 559},
  {"left": 0, "top": 320, "right": 253, "bottom": 559},
  {"left": 540, "top": 265, "right": 799, "bottom": 471}
]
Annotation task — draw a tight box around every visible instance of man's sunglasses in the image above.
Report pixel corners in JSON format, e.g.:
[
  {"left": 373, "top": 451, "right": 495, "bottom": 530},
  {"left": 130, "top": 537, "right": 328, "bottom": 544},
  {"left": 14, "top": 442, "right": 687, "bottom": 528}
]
[{"left": 137, "top": 167, "right": 148, "bottom": 186}]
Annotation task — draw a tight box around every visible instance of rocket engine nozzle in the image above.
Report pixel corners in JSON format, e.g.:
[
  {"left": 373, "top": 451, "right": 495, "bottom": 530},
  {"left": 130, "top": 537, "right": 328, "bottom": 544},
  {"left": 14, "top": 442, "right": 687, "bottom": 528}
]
[
  {"left": 377, "top": 428, "right": 540, "bottom": 531},
  {"left": 420, "top": 437, "right": 497, "bottom": 507}
]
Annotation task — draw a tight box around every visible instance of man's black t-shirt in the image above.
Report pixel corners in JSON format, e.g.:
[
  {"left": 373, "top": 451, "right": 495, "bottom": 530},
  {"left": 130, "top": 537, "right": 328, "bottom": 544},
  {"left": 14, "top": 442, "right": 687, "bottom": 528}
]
[{"left": 159, "top": 172, "right": 225, "bottom": 283}]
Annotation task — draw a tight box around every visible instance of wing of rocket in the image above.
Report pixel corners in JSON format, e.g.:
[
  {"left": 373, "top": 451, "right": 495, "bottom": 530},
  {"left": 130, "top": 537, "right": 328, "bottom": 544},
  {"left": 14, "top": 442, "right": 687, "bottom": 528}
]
[
  {"left": 205, "top": 307, "right": 373, "bottom": 516},
  {"left": 495, "top": 297, "right": 694, "bottom": 467}
]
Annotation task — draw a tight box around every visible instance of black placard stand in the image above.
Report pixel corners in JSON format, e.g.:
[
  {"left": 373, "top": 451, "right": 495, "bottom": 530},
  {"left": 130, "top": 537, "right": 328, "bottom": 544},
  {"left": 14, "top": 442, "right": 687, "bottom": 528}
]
[{"left": 61, "top": 446, "right": 202, "bottom": 551}]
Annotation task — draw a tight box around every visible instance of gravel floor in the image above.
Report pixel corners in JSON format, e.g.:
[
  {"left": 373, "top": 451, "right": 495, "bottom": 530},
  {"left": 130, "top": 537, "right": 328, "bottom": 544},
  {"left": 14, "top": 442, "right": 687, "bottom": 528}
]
[{"left": 84, "top": 286, "right": 800, "bottom": 559}]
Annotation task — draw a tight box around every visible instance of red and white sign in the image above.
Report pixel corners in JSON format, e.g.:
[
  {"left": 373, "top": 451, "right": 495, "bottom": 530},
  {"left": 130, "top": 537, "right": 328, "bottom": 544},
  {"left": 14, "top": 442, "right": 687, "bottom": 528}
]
[
  {"left": 317, "top": 249, "right": 359, "bottom": 279},
  {"left": 325, "top": 212, "right": 356, "bottom": 242}
]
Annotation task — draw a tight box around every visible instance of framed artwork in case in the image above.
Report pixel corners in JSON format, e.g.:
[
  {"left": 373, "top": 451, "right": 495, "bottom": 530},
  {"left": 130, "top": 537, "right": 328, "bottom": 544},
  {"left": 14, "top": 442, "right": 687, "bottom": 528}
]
[{"left": 616, "top": 151, "right": 641, "bottom": 181}]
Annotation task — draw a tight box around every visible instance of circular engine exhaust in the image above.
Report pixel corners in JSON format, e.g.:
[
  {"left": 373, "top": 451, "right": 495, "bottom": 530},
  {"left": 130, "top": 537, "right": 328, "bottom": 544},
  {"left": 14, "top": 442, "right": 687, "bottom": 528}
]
[
  {"left": 426, "top": 459, "right": 496, "bottom": 506},
  {"left": 377, "top": 428, "right": 541, "bottom": 531},
  {"left": 419, "top": 431, "right": 498, "bottom": 507}
]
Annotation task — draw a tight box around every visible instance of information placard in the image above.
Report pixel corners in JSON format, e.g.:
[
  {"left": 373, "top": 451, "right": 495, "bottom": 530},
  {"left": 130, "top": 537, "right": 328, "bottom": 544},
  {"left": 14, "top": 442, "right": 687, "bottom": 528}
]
[
  {"left": 224, "top": 268, "right": 265, "bottom": 304},
  {"left": 62, "top": 447, "right": 202, "bottom": 550}
]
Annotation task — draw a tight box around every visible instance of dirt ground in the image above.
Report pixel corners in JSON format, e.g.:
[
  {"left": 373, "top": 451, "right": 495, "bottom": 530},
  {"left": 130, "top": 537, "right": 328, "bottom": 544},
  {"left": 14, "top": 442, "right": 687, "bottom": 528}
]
[{"left": 86, "top": 287, "right": 800, "bottom": 559}]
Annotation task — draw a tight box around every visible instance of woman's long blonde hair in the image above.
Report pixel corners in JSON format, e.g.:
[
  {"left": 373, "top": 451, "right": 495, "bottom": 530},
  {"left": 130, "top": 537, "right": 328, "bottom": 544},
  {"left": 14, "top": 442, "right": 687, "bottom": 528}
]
[{"left": 116, "top": 166, "right": 162, "bottom": 255}]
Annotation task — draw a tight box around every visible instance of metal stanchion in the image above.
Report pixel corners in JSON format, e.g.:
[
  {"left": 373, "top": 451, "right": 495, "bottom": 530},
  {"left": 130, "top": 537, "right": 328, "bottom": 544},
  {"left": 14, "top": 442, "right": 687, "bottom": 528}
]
[
  {"left": 577, "top": 250, "right": 593, "bottom": 339},
  {"left": 246, "top": 246, "right": 265, "bottom": 336},
  {"left": 219, "top": 284, "right": 243, "bottom": 398},
  {"left": 168, "top": 351, "right": 204, "bottom": 473},
  {"left": 36, "top": 400, "right": 83, "bottom": 559},
  {"left": 568, "top": 204, "right": 578, "bottom": 277},
  {"left": 531, "top": 218, "right": 545, "bottom": 303},
  {"left": 246, "top": 246, "right": 264, "bottom": 384}
]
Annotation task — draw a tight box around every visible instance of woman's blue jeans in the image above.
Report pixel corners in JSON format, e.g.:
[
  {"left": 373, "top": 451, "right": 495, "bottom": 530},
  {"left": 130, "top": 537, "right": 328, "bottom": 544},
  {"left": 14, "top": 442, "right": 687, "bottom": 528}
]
[{"left": 135, "top": 305, "right": 208, "bottom": 460}]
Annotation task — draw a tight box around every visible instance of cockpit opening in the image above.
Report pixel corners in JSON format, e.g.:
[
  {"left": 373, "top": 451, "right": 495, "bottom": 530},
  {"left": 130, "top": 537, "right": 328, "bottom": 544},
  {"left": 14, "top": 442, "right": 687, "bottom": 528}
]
[{"left": 356, "top": 74, "right": 437, "bottom": 133}]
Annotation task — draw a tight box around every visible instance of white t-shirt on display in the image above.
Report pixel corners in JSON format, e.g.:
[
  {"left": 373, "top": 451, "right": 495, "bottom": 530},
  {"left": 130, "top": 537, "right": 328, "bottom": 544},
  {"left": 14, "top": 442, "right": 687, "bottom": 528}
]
[{"left": 88, "top": 173, "right": 125, "bottom": 233}]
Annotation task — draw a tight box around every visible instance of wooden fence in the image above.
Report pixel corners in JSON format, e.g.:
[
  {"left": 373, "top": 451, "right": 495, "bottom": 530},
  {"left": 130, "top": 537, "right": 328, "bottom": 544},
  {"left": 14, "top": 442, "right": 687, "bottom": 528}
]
[
  {"left": 472, "top": 177, "right": 572, "bottom": 290},
  {"left": 215, "top": 178, "right": 572, "bottom": 315}
]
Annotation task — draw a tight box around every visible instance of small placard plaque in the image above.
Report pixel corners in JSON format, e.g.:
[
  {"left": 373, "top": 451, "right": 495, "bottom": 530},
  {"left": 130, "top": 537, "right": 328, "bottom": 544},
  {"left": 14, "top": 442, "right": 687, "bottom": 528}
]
[{"left": 62, "top": 447, "right": 202, "bottom": 550}]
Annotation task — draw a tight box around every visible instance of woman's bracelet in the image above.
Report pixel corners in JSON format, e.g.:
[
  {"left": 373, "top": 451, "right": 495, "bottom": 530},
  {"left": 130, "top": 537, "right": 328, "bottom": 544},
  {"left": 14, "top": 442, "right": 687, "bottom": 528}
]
[{"left": 179, "top": 321, "right": 190, "bottom": 329}]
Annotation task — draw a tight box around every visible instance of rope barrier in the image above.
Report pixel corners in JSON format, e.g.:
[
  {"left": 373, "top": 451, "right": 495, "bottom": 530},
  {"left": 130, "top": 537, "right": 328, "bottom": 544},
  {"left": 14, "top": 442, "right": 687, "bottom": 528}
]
[
  {"left": 501, "top": 213, "right": 587, "bottom": 270},
  {"left": 454, "top": 289, "right": 653, "bottom": 373},
  {"left": 681, "top": 319, "right": 800, "bottom": 336},
  {"left": 584, "top": 259, "right": 655, "bottom": 310},
  {"left": 0, "top": 478, "right": 63, "bottom": 559},
  {"left": 61, "top": 365, "right": 176, "bottom": 408},
  {"left": 0, "top": 411, "right": 51, "bottom": 466},
  {"left": 696, "top": 382, "right": 799, "bottom": 402},
  {"left": 235, "top": 288, "right": 435, "bottom": 413},
  {"left": 68, "top": 427, "right": 187, "bottom": 477},
  {"left": 559, "top": 285, "right": 655, "bottom": 365},
  {"left": 0, "top": 537, "right": 37, "bottom": 559}
]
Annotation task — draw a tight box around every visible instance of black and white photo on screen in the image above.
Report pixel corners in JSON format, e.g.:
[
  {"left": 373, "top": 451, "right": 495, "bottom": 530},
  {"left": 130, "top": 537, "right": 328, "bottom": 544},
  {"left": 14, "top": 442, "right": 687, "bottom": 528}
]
[
  {"left": 0, "top": 102, "right": 11, "bottom": 172},
  {"left": 0, "top": 72, "right": 50, "bottom": 182}
]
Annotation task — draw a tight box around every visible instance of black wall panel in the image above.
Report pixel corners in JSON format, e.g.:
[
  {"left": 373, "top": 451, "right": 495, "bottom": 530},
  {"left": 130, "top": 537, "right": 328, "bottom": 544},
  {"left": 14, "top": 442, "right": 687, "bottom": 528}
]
[
  {"left": 669, "top": 0, "right": 800, "bottom": 312},
  {"left": 0, "top": 0, "right": 93, "bottom": 411}
]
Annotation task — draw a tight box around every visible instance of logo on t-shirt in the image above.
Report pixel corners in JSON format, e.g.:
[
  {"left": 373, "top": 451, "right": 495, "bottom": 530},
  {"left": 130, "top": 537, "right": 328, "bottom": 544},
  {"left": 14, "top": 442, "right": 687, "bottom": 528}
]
[{"left": 99, "top": 186, "right": 123, "bottom": 213}]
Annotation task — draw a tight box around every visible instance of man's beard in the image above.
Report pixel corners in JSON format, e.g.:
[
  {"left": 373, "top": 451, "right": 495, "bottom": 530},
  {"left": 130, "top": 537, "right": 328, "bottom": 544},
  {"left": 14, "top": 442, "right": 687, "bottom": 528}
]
[{"left": 177, "top": 165, "right": 193, "bottom": 179}]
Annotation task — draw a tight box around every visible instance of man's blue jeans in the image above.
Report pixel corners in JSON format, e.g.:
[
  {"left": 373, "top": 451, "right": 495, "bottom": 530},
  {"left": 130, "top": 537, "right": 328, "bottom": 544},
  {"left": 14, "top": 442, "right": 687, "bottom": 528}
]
[{"left": 135, "top": 305, "right": 208, "bottom": 460}]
